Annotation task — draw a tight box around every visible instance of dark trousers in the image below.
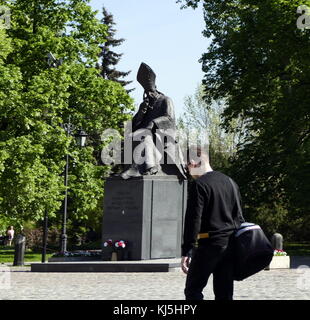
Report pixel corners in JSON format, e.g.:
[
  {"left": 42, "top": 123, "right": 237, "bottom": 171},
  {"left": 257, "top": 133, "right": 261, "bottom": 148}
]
[{"left": 184, "top": 239, "right": 235, "bottom": 300}]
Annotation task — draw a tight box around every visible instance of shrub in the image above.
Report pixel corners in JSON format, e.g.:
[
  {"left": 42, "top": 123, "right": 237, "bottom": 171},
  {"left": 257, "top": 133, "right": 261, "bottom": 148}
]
[{"left": 23, "top": 227, "right": 61, "bottom": 252}]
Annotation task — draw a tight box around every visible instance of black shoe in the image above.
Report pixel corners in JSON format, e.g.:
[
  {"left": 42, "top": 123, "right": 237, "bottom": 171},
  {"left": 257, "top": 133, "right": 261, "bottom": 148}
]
[{"left": 143, "top": 165, "right": 159, "bottom": 176}]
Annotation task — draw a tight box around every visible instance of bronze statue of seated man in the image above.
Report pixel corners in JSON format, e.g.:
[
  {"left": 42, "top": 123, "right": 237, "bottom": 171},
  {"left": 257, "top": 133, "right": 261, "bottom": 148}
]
[{"left": 120, "top": 62, "right": 186, "bottom": 180}]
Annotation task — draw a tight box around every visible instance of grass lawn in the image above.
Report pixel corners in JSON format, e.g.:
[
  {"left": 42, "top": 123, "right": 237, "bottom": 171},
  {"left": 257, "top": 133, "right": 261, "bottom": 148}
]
[
  {"left": 0, "top": 247, "right": 53, "bottom": 264},
  {"left": 1, "top": 243, "right": 308, "bottom": 264},
  {"left": 285, "top": 242, "right": 310, "bottom": 256}
]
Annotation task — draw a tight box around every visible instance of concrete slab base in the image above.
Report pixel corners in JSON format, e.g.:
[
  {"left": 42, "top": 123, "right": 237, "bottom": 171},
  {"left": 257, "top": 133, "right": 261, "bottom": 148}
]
[{"left": 31, "top": 258, "right": 181, "bottom": 273}]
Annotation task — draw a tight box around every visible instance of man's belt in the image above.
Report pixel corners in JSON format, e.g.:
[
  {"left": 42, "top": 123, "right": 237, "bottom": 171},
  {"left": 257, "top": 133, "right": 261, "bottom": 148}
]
[{"left": 197, "top": 233, "right": 209, "bottom": 240}]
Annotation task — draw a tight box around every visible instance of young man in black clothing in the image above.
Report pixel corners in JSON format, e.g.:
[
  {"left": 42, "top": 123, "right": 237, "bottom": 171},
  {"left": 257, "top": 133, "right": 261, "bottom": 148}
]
[{"left": 181, "top": 147, "right": 244, "bottom": 300}]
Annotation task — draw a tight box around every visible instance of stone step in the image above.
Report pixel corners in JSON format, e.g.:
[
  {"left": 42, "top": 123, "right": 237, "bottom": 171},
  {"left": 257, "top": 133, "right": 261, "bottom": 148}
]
[{"left": 31, "top": 258, "right": 181, "bottom": 273}]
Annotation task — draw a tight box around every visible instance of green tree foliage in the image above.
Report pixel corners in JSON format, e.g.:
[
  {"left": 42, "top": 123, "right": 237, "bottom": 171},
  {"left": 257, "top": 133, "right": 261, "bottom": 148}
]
[
  {"left": 178, "top": 0, "right": 310, "bottom": 239},
  {"left": 98, "top": 6, "right": 133, "bottom": 92},
  {"left": 178, "top": 85, "right": 246, "bottom": 172},
  {"left": 0, "top": 1, "right": 134, "bottom": 233}
]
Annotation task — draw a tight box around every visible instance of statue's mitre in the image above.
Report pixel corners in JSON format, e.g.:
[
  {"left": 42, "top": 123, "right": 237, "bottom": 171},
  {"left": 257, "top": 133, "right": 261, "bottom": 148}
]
[{"left": 137, "top": 62, "right": 156, "bottom": 91}]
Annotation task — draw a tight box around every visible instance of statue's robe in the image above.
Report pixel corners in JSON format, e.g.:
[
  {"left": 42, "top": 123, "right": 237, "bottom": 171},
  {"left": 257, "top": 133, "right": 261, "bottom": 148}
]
[{"left": 130, "top": 93, "right": 187, "bottom": 179}]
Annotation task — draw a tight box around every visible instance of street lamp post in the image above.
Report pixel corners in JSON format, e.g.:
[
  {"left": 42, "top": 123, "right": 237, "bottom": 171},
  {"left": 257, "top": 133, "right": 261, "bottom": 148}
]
[
  {"left": 60, "top": 119, "right": 88, "bottom": 254},
  {"left": 42, "top": 52, "right": 63, "bottom": 262},
  {"left": 46, "top": 52, "right": 88, "bottom": 255},
  {"left": 75, "top": 130, "right": 88, "bottom": 148},
  {"left": 41, "top": 210, "right": 48, "bottom": 263}
]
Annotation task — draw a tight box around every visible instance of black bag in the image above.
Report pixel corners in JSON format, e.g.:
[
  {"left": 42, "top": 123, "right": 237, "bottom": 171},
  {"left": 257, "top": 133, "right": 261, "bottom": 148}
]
[
  {"left": 229, "top": 179, "right": 274, "bottom": 281},
  {"left": 233, "top": 222, "right": 274, "bottom": 281}
]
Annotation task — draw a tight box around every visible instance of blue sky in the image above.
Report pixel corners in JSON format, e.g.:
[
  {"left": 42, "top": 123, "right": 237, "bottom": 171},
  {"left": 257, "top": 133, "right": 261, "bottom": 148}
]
[{"left": 89, "top": 0, "right": 209, "bottom": 117}]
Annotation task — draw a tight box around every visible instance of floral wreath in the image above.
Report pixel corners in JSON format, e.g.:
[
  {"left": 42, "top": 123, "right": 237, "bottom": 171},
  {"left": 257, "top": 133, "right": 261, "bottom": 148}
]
[
  {"left": 273, "top": 249, "right": 287, "bottom": 256},
  {"left": 103, "top": 239, "right": 127, "bottom": 249}
]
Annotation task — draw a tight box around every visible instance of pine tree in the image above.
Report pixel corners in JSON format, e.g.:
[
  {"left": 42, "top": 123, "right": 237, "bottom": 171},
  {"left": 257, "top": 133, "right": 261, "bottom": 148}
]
[{"left": 99, "top": 7, "right": 133, "bottom": 92}]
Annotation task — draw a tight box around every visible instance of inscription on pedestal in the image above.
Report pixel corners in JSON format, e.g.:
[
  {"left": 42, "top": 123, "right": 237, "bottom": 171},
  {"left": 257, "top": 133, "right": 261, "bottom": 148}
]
[
  {"left": 107, "top": 192, "right": 140, "bottom": 212},
  {"left": 104, "top": 186, "right": 143, "bottom": 224}
]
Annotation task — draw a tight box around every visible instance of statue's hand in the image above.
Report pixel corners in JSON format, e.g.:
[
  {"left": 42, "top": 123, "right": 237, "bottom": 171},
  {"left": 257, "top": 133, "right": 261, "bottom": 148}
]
[
  {"left": 139, "top": 101, "right": 148, "bottom": 113},
  {"left": 145, "top": 121, "right": 154, "bottom": 130}
]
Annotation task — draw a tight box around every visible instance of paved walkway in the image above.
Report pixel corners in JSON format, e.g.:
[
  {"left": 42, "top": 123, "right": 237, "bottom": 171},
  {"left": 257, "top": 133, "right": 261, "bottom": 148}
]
[{"left": 0, "top": 263, "right": 309, "bottom": 300}]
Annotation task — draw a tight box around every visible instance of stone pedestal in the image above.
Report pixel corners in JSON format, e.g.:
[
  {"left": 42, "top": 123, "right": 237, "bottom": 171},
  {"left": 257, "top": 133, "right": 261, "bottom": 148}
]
[
  {"left": 102, "top": 176, "right": 187, "bottom": 260},
  {"left": 268, "top": 256, "right": 290, "bottom": 269}
]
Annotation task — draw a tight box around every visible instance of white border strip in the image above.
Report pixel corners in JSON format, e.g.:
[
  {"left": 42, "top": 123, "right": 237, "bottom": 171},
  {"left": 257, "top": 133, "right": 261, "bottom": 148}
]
[{"left": 235, "top": 225, "right": 261, "bottom": 237}]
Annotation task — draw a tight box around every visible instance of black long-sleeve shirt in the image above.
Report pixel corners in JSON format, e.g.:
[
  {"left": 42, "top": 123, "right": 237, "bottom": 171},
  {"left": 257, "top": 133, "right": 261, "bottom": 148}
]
[{"left": 181, "top": 171, "right": 245, "bottom": 256}]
